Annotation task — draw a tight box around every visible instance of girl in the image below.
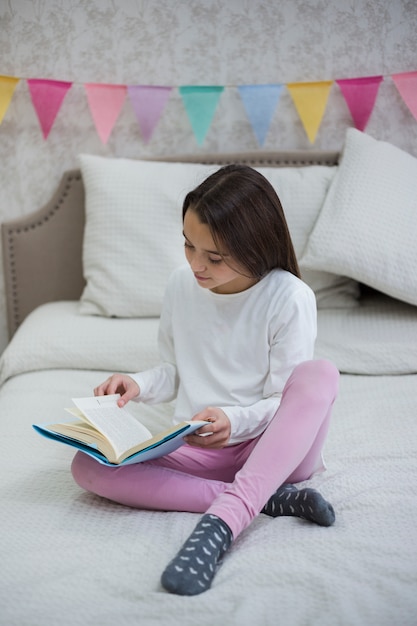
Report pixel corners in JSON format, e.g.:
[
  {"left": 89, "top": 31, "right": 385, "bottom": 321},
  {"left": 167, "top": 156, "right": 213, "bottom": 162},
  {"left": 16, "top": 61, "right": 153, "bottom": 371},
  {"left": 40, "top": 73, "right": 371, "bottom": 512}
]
[{"left": 71, "top": 164, "right": 339, "bottom": 596}]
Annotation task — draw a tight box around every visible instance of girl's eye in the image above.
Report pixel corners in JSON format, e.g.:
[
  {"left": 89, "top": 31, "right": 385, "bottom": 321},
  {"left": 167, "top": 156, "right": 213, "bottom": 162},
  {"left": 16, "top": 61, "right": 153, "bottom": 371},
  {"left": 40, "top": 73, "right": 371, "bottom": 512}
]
[{"left": 184, "top": 240, "right": 222, "bottom": 264}]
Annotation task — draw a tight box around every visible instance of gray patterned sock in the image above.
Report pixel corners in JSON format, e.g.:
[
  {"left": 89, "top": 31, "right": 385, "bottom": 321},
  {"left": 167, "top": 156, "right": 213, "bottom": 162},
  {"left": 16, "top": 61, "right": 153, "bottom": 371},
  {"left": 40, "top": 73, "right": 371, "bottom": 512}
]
[
  {"left": 262, "top": 483, "right": 335, "bottom": 527},
  {"left": 161, "top": 514, "right": 233, "bottom": 596}
]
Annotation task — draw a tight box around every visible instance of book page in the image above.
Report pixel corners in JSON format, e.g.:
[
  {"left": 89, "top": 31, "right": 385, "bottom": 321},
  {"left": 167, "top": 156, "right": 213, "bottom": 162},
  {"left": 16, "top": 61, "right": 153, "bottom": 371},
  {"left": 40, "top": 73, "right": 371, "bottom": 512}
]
[{"left": 71, "top": 395, "right": 153, "bottom": 458}]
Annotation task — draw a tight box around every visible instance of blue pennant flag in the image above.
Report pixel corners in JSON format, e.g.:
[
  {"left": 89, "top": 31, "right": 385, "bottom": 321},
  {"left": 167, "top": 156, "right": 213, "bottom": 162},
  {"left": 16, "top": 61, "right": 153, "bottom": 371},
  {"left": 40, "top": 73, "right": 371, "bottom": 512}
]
[{"left": 238, "top": 84, "right": 283, "bottom": 146}]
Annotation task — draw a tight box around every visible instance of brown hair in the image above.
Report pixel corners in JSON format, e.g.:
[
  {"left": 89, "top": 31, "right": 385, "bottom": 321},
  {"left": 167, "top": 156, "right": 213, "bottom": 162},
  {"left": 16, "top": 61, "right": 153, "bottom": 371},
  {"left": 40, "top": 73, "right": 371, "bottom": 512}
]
[{"left": 182, "top": 164, "right": 300, "bottom": 279}]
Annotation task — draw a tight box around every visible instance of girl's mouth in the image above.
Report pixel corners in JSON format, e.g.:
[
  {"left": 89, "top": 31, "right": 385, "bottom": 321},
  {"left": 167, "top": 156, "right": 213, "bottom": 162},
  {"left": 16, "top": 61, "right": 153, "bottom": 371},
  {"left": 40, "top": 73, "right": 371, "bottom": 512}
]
[{"left": 195, "top": 274, "right": 210, "bottom": 283}]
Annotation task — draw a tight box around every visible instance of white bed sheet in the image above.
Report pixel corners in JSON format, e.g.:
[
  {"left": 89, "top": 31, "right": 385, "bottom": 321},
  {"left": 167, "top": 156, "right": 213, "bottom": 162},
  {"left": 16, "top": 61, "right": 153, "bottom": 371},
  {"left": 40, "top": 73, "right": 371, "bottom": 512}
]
[{"left": 1, "top": 298, "right": 417, "bottom": 625}]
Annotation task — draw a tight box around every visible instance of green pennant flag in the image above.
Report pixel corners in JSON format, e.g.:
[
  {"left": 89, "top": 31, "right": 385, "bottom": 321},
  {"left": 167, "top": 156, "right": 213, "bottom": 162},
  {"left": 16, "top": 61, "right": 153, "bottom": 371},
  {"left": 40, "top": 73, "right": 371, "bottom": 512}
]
[{"left": 179, "top": 86, "right": 224, "bottom": 145}]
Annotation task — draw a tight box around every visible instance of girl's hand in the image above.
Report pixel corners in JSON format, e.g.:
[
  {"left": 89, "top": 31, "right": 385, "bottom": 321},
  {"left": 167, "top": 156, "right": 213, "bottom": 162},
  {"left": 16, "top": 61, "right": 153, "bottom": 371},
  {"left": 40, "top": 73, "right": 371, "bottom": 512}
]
[
  {"left": 185, "top": 407, "right": 231, "bottom": 449},
  {"left": 94, "top": 374, "right": 140, "bottom": 407}
]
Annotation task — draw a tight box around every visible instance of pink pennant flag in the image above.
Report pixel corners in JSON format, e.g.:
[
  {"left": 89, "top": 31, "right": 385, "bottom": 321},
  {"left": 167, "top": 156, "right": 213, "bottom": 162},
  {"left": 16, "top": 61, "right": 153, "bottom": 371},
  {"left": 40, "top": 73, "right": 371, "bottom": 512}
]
[
  {"left": 392, "top": 71, "right": 417, "bottom": 122},
  {"left": 27, "top": 78, "right": 72, "bottom": 139},
  {"left": 84, "top": 83, "right": 127, "bottom": 144},
  {"left": 128, "top": 85, "right": 172, "bottom": 143},
  {"left": 336, "top": 76, "right": 383, "bottom": 131}
]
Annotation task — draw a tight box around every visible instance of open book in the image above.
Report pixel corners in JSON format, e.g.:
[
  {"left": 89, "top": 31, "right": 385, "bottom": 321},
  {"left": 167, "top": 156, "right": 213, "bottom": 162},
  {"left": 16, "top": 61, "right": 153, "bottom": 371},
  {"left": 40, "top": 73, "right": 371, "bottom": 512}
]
[{"left": 32, "top": 394, "right": 206, "bottom": 466}]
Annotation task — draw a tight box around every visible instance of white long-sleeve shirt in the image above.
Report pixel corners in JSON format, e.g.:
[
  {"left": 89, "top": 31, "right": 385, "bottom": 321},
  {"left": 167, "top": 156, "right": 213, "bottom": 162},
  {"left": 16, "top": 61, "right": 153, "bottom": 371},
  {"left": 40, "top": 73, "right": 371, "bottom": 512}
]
[{"left": 131, "top": 264, "right": 317, "bottom": 445}]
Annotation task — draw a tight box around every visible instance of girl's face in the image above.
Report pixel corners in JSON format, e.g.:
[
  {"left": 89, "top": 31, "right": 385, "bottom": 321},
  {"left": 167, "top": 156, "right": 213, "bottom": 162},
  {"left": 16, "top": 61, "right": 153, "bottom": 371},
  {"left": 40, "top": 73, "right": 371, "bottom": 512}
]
[{"left": 183, "top": 209, "right": 257, "bottom": 294}]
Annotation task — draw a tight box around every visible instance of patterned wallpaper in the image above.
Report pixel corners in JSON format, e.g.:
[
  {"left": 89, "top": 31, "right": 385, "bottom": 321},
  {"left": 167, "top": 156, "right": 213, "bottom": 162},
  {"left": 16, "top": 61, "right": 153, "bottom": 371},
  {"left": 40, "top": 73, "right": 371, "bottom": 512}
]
[{"left": 0, "top": 0, "right": 416, "bottom": 351}]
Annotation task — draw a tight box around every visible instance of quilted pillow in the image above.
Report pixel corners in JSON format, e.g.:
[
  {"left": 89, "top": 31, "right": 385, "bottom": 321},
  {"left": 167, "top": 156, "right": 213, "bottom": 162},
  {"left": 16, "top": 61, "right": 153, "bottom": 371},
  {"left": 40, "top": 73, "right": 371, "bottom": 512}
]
[
  {"left": 78, "top": 154, "right": 357, "bottom": 318},
  {"left": 301, "top": 129, "right": 417, "bottom": 306},
  {"left": 79, "top": 156, "right": 217, "bottom": 317},
  {"left": 255, "top": 166, "right": 359, "bottom": 308}
]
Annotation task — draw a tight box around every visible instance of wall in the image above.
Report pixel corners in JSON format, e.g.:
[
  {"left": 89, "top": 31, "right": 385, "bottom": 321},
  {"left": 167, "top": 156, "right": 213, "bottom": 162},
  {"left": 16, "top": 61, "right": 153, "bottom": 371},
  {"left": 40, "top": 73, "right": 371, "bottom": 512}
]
[{"left": 0, "top": 0, "right": 416, "bottom": 352}]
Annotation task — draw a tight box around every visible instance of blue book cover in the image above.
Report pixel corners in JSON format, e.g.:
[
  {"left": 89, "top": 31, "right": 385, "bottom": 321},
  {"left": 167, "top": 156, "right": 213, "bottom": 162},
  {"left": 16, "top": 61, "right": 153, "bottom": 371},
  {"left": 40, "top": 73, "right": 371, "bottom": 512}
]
[{"left": 33, "top": 394, "right": 207, "bottom": 466}]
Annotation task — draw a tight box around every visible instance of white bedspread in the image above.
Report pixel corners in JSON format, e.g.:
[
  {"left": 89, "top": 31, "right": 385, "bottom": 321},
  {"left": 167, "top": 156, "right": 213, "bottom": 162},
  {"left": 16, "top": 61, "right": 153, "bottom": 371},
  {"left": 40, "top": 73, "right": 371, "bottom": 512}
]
[{"left": 1, "top": 297, "right": 417, "bottom": 625}]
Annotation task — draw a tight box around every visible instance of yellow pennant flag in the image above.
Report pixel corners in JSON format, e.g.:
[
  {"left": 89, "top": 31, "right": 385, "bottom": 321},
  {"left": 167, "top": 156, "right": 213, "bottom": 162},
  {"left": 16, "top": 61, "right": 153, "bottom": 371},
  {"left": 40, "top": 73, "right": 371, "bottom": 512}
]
[
  {"left": 287, "top": 81, "right": 332, "bottom": 143},
  {"left": 0, "top": 76, "right": 19, "bottom": 124}
]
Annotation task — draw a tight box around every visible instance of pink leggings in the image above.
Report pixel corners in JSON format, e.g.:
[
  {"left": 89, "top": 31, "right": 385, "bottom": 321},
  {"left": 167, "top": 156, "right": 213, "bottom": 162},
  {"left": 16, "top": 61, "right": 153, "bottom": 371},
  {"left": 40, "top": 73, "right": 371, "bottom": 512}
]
[{"left": 72, "top": 359, "right": 339, "bottom": 539}]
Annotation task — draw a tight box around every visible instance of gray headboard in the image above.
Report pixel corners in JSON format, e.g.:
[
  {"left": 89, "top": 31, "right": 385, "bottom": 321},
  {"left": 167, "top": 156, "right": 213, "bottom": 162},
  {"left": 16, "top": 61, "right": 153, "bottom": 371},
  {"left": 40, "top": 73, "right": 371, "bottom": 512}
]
[{"left": 1, "top": 150, "right": 339, "bottom": 338}]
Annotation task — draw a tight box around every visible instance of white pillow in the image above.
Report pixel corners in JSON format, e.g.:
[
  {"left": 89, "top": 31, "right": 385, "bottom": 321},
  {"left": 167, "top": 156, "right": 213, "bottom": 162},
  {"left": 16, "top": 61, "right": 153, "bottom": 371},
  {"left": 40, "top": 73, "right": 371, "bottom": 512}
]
[
  {"left": 300, "top": 129, "right": 417, "bottom": 306},
  {"left": 0, "top": 302, "right": 160, "bottom": 385},
  {"left": 315, "top": 292, "right": 417, "bottom": 375},
  {"left": 79, "top": 155, "right": 218, "bottom": 317},
  {"left": 78, "top": 155, "right": 358, "bottom": 318},
  {"left": 257, "top": 166, "right": 360, "bottom": 308}
]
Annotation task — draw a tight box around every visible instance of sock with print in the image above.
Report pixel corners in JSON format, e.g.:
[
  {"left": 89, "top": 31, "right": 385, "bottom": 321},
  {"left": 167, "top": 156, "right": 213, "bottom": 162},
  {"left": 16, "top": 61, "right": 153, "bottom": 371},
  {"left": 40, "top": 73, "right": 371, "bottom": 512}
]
[
  {"left": 161, "top": 514, "right": 233, "bottom": 596},
  {"left": 262, "top": 483, "right": 335, "bottom": 527}
]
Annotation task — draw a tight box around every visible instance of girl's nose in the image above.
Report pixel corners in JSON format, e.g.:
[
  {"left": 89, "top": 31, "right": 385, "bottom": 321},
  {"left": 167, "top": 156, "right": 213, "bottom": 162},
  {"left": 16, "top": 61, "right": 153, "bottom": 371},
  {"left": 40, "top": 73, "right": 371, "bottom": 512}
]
[{"left": 190, "top": 255, "right": 206, "bottom": 272}]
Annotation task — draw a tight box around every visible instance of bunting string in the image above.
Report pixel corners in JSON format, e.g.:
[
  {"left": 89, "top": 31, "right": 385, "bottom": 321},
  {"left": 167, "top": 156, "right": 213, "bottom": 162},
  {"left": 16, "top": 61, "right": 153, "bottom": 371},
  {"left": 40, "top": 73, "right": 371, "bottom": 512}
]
[{"left": 0, "top": 71, "right": 416, "bottom": 145}]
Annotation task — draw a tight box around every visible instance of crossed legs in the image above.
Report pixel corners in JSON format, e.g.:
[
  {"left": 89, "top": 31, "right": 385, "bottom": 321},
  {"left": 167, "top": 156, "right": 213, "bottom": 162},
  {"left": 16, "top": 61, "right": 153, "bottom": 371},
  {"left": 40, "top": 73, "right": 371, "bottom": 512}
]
[{"left": 72, "top": 359, "right": 340, "bottom": 595}]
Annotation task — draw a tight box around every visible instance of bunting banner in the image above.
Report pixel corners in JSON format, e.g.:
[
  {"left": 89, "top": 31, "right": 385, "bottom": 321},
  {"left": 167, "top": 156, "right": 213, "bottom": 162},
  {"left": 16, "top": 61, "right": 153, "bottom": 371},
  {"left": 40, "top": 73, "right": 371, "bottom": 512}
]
[
  {"left": 128, "top": 85, "right": 172, "bottom": 143},
  {"left": 0, "top": 70, "right": 415, "bottom": 145},
  {"left": 27, "top": 78, "right": 72, "bottom": 138},
  {"left": 238, "top": 84, "right": 283, "bottom": 146},
  {"left": 286, "top": 81, "right": 333, "bottom": 144},
  {"left": 179, "top": 86, "right": 224, "bottom": 145},
  {"left": 84, "top": 83, "right": 127, "bottom": 144},
  {"left": 0, "top": 75, "right": 19, "bottom": 124},
  {"left": 392, "top": 71, "right": 417, "bottom": 122},
  {"left": 336, "top": 76, "right": 383, "bottom": 131}
]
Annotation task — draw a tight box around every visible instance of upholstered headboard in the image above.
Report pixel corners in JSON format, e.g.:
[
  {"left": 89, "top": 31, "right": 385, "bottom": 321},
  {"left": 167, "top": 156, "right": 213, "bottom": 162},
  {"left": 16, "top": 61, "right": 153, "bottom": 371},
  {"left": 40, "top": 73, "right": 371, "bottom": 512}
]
[{"left": 1, "top": 151, "right": 339, "bottom": 338}]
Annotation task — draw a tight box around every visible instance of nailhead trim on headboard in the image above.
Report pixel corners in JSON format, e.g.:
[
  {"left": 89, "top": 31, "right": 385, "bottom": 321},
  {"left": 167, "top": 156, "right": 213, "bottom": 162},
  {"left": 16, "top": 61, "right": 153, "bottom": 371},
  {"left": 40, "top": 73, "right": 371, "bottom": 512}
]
[
  {"left": 2, "top": 171, "right": 84, "bottom": 337},
  {"left": 158, "top": 152, "right": 340, "bottom": 168}
]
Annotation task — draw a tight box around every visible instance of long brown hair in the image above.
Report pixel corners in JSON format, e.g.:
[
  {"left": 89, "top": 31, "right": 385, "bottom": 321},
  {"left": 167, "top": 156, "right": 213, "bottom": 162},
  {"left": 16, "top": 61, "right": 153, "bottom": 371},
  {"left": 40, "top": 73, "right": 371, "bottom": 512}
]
[{"left": 182, "top": 164, "right": 300, "bottom": 279}]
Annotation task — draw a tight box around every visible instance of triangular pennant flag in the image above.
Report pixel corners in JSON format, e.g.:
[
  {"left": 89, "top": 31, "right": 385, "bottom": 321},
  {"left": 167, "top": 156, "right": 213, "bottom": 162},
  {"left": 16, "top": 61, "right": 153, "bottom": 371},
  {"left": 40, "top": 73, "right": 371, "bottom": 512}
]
[
  {"left": 128, "top": 85, "right": 172, "bottom": 143},
  {"left": 336, "top": 76, "right": 383, "bottom": 131},
  {"left": 392, "top": 71, "right": 417, "bottom": 122},
  {"left": 0, "top": 76, "right": 19, "bottom": 124},
  {"left": 237, "top": 84, "right": 283, "bottom": 146},
  {"left": 27, "top": 78, "right": 72, "bottom": 139},
  {"left": 84, "top": 83, "right": 127, "bottom": 144},
  {"left": 179, "top": 86, "right": 224, "bottom": 145},
  {"left": 287, "top": 81, "right": 332, "bottom": 144}
]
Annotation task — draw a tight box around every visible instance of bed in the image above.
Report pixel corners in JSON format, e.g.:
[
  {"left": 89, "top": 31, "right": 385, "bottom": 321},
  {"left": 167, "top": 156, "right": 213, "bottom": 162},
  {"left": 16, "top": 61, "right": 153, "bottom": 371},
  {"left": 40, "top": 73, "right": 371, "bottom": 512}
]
[{"left": 1, "top": 128, "right": 417, "bottom": 626}]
